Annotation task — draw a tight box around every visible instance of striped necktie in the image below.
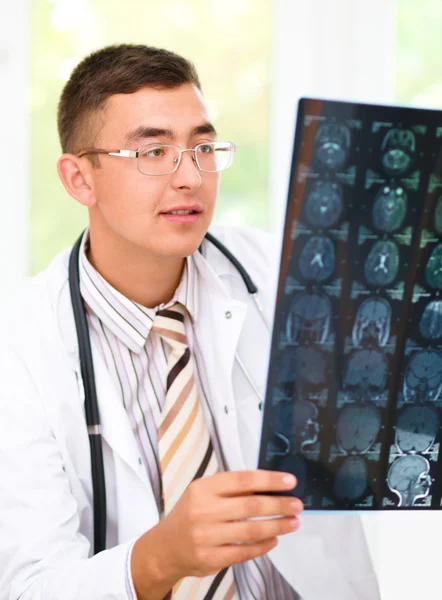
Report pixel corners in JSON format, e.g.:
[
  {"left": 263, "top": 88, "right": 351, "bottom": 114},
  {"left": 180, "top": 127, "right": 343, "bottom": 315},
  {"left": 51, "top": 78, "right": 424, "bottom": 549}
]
[{"left": 152, "top": 303, "right": 238, "bottom": 600}]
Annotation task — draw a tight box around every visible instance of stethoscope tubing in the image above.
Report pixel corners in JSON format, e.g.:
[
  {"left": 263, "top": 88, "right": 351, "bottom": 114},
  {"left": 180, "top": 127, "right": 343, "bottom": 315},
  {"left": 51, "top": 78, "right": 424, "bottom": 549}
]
[
  {"left": 68, "top": 230, "right": 268, "bottom": 555},
  {"left": 68, "top": 234, "right": 107, "bottom": 555}
]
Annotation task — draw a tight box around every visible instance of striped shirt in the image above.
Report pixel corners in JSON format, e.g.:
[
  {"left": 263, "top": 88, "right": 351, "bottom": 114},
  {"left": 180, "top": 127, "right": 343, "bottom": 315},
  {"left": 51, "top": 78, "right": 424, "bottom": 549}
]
[{"left": 79, "top": 233, "right": 299, "bottom": 600}]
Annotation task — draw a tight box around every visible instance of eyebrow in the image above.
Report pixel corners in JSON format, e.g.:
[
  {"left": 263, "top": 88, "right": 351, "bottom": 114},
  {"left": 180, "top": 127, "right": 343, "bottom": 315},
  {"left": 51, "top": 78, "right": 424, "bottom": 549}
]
[{"left": 124, "top": 122, "right": 217, "bottom": 144}]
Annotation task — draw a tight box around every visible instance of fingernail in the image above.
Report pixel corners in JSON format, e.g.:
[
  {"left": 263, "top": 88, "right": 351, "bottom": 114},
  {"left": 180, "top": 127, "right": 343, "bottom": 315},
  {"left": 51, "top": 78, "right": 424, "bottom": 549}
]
[
  {"left": 282, "top": 474, "right": 296, "bottom": 487},
  {"left": 289, "top": 518, "right": 299, "bottom": 530}
]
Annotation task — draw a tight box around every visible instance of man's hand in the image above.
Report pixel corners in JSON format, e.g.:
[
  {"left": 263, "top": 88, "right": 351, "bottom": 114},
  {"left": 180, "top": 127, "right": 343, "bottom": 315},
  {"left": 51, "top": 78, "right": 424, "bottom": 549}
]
[{"left": 131, "top": 470, "right": 303, "bottom": 600}]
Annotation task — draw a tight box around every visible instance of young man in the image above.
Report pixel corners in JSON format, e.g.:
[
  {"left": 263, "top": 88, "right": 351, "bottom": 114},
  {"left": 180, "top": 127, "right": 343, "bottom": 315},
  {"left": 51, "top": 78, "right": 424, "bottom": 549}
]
[{"left": 0, "top": 45, "right": 379, "bottom": 600}]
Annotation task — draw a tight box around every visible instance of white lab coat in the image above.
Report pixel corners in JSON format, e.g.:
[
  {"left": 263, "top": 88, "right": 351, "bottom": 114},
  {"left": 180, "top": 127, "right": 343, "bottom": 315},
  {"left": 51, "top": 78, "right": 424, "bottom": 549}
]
[{"left": 0, "top": 225, "right": 380, "bottom": 600}]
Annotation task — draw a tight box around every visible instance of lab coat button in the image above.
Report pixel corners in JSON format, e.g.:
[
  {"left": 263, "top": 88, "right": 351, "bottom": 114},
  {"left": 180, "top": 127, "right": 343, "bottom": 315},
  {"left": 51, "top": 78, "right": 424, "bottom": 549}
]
[
  {"left": 224, "top": 405, "right": 229, "bottom": 414},
  {"left": 138, "top": 457, "right": 143, "bottom": 466},
  {"left": 225, "top": 311, "right": 232, "bottom": 319}
]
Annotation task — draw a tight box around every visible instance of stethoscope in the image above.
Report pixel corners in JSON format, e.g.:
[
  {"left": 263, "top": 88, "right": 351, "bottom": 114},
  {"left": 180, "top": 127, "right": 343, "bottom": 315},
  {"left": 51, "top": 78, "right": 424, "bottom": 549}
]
[{"left": 68, "top": 230, "right": 270, "bottom": 555}]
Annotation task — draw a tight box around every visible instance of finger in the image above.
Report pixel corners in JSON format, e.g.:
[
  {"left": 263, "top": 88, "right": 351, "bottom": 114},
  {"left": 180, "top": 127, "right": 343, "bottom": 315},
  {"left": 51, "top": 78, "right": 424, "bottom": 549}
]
[
  {"left": 213, "top": 470, "right": 297, "bottom": 497},
  {"left": 221, "top": 495, "right": 304, "bottom": 521},
  {"left": 210, "top": 516, "right": 300, "bottom": 546},
  {"left": 217, "top": 538, "right": 279, "bottom": 567}
]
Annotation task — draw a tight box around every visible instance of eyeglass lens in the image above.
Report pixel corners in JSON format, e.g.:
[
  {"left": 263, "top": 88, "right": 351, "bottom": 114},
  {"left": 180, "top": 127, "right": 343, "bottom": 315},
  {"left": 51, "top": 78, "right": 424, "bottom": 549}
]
[{"left": 137, "top": 142, "right": 234, "bottom": 175}]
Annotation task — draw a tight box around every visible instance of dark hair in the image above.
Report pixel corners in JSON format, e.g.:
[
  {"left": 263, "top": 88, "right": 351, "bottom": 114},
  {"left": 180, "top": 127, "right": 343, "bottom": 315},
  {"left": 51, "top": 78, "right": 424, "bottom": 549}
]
[{"left": 57, "top": 44, "right": 201, "bottom": 157}]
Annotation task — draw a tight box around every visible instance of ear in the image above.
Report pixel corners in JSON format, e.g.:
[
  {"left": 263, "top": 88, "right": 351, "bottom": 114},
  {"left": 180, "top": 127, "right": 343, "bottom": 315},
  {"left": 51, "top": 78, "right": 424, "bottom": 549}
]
[{"left": 57, "top": 154, "right": 97, "bottom": 207}]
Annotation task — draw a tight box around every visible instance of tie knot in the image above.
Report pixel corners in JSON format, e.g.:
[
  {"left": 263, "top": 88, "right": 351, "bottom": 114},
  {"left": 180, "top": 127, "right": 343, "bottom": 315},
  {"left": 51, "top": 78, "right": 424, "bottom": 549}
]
[{"left": 152, "top": 302, "right": 188, "bottom": 349}]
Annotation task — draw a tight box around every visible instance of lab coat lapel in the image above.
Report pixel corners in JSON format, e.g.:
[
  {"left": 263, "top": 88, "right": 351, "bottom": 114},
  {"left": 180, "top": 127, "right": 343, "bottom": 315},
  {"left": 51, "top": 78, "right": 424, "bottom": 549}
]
[
  {"left": 90, "top": 342, "right": 147, "bottom": 481},
  {"left": 193, "top": 252, "right": 248, "bottom": 471},
  {"left": 87, "top": 344, "right": 161, "bottom": 535},
  {"left": 57, "top": 272, "right": 160, "bottom": 539},
  {"left": 57, "top": 280, "right": 157, "bottom": 500}
]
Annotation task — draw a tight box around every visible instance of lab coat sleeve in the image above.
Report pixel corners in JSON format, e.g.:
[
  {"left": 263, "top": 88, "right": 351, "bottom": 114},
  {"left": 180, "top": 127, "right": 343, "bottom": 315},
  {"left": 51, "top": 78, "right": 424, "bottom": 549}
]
[{"left": 0, "top": 346, "right": 135, "bottom": 600}]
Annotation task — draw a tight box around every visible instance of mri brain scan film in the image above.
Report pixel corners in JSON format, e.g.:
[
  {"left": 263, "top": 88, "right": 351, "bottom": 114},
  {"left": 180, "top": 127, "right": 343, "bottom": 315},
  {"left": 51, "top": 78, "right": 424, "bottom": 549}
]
[
  {"left": 299, "top": 236, "right": 335, "bottom": 282},
  {"left": 434, "top": 196, "right": 442, "bottom": 235},
  {"left": 425, "top": 243, "right": 442, "bottom": 289},
  {"left": 403, "top": 350, "right": 442, "bottom": 404},
  {"left": 343, "top": 349, "right": 388, "bottom": 397},
  {"left": 314, "top": 123, "right": 351, "bottom": 170},
  {"left": 419, "top": 300, "right": 442, "bottom": 340},
  {"left": 286, "top": 292, "right": 331, "bottom": 344},
  {"left": 336, "top": 404, "right": 381, "bottom": 454},
  {"left": 387, "top": 455, "right": 432, "bottom": 507},
  {"left": 372, "top": 185, "right": 407, "bottom": 233},
  {"left": 352, "top": 297, "right": 391, "bottom": 347},
  {"left": 333, "top": 457, "right": 368, "bottom": 502},
  {"left": 305, "top": 181, "right": 344, "bottom": 228},
  {"left": 396, "top": 405, "right": 440, "bottom": 454},
  {"left": 259, "top": 98, "right": 442, "bottom": 510},
  {"left": 381, "top": 128, "right": 415, "bottom": 176},
  {"left": 364, "top": 241, "right": 399, "bottom": 286}
]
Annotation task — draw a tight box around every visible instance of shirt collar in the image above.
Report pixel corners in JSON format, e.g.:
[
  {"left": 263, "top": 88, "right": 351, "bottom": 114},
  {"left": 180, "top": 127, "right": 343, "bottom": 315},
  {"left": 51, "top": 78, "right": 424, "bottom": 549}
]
[{"left": 79, "top": 231, "right": 198, "bottom": 354}]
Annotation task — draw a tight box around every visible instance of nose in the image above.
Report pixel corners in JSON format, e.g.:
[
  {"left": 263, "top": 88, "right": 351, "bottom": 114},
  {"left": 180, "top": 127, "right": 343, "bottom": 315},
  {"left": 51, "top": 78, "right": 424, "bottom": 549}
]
[{"left": 171, "top": 149, "right": 202, "bottom": 192}]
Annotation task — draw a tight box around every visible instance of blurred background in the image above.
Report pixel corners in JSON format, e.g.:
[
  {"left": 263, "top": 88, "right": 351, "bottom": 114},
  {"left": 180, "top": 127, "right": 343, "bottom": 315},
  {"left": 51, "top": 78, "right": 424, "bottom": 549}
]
[
  {"left": 5, "top": 0, "right": 441, "bottom": 285},
  {"left": 2, "top": 1, "right": 442, "bottom": 596}
]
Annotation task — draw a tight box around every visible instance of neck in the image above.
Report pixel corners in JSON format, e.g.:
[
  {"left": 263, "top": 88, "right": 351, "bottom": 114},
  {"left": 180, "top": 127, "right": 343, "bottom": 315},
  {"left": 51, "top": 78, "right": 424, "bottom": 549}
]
[{"left": 87, "top": 225, "right": 185, "bottom": 308}]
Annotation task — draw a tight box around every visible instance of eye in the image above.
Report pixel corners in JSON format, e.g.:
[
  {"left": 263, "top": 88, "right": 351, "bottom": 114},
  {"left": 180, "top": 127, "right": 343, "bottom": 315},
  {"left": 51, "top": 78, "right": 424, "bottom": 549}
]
[
  {"left": 196, "top": 143, "right": 214, "bottom": 154},
  {"left": 145, "top": 147, "right": 165, "bottom": 158}
]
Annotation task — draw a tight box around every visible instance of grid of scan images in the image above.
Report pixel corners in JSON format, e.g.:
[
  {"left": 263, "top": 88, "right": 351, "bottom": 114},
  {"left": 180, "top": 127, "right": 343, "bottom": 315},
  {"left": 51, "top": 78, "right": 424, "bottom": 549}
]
[{"left": 258, "top": 98, "right": 442, "bottom": 510}]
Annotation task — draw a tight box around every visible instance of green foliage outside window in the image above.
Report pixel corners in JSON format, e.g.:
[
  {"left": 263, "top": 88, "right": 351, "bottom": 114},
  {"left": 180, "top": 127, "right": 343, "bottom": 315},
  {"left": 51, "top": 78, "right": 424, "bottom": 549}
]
[
  {"left": 30, "top": 0, "right": 272, "bottom": 274},
  {"left": 31, "top": 0, "right": 442, "bottom": 274},
  {"left": 396, "top": 0, "right": 442, "bottom": 108}
]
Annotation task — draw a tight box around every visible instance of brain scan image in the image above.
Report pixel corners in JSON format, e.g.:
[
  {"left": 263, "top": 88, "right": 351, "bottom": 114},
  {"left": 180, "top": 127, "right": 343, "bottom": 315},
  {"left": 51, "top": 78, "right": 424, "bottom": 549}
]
[
  {"left": 276, "top": 349, "right": 299, "bottom": 398},
  {"left": 305, "top": 181, "right": 344, "bottom": 228},
  {"left": 403, "top": 349, "right": 442, "bottom": 403},
  {"left": 380, "top": 128, "right": 415, "bottom": 176},
  {"left": 293, "top": 346, "right": 327, "bottom": 396},
  {"left": 425, "top": 243, "right": 442, "bottom": 289},
  {"left": 299, "top": 236, "right": 335, "bottom": 282},
  {"left": 372, "top": 185, "right": 407, "bottom": 233},
  {"left": 387, "top": 455, "right": 432, "bottom": 507},
  {"left": 336, "top": 404, "right": 381, "bottom": 454},
  {"left": 343, "top": 349, "right": 388, "bottom": 398},
  {"left": 333, "top": 457, "right": 368, "bottom": 502},
  {"left": 396, "top": 405, "right": 440, "bottom": 454},
  {"left": 419, "top": 300, "right": 442, "bottom": 340},
  {"left": 286, "top": 292, "right": 332, "bottom": 344},
  {"left": 314, "top": 123, "right": 351, "bottom": 170},
  {"left": 277, "top": 454, "right": 308, "bottom": 498},
  {"left": 272, "top": 397, "right": 293, "bottom": 444},
  {"left": 364, "top": 241, "right": 399, "bottom": 287},
  {"left": 293, "top": 399, "right": 320, "bottom": 452},
  {"left": 269, "top": 431, "right": 291, "bottom": 457},
  {"left": 434, "top": 196, "right": 442, "bottom": 235},
  {"left": 352, "top": 297, "right": 391, "bottom": 347}
]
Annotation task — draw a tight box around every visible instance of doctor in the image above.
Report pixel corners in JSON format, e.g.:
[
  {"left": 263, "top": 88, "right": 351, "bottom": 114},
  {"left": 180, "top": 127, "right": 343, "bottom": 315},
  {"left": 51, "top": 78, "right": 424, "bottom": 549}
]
[{"left": 0, "top": 44, "right": 379, "bottom": 600}]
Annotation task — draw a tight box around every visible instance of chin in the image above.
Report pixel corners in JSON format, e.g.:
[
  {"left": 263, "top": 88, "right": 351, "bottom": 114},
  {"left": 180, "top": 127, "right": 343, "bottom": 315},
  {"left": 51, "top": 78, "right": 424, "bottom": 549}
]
[{"left": 156, "top": 232, "right": 206, "bottom": 259}]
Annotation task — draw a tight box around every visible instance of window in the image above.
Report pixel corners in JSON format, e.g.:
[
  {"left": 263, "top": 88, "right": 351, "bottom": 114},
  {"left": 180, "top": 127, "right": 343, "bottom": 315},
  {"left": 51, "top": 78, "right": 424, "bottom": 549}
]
[{"left": 30, "top": 0, "right": 272, "bottom": 273}]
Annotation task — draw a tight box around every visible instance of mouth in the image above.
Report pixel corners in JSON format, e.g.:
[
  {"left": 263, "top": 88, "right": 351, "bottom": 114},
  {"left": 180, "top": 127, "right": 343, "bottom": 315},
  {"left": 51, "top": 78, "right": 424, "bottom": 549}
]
[
  {"left": 160, "top": 205, "right": 203, "bottom": 224},
  {"left": 164, "top": 209, "right": 199, "bottom": 215}
]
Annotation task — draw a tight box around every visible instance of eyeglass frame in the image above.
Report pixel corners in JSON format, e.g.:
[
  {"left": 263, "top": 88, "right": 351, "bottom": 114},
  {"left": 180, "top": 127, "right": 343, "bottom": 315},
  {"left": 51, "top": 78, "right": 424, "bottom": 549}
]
[{"left": 76, "top": 141, "right": 236, "bottom": 176}]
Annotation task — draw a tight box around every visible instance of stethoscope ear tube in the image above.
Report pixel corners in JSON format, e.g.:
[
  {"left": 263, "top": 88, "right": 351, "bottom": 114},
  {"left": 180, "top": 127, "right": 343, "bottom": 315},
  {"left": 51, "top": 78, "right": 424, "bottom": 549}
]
[{"left": 69, "top": 232, "right": 107, "bottom": 555}]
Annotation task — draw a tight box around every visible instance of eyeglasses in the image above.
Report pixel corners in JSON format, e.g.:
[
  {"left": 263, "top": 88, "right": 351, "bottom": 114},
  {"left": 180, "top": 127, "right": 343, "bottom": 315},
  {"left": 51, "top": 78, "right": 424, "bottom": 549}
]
[{"left": 77, "top": 141, "right": 236, "bottom": 176}]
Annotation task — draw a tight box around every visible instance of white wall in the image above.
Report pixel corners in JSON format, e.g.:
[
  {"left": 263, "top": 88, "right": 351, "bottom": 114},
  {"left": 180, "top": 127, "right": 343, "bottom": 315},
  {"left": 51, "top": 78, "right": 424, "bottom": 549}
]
[
  {"left": 269, "top": 4, "right": 442, "bottom": 600},
  {"left": 269, "top": 0, "right": 397, "bottom": 237},
  {"left": 0, "top": 0, "right": 29, "bottom": 296}
]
